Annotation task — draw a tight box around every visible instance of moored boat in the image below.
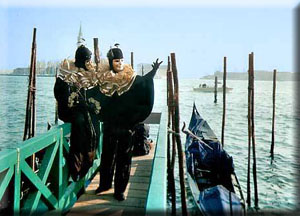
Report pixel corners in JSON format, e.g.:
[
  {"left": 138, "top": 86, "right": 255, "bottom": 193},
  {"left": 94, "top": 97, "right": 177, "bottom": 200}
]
[
  {"left": 193, "top": 83, "right": 233, "bottom": 92},
  {"left": 183, "top": 104, "right": 245, "bottom": 215}
]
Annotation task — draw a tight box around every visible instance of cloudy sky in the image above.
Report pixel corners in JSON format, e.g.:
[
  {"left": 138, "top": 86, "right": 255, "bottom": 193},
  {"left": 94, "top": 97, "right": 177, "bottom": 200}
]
[{"left": 0, "top": 0, "right": 298, "bottom": 78}]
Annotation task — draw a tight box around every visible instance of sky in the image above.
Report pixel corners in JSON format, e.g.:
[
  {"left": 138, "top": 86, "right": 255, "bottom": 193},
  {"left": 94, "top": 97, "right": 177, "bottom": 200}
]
[{"left": 0, "top": 0, "right": 298, "bottom": 78}]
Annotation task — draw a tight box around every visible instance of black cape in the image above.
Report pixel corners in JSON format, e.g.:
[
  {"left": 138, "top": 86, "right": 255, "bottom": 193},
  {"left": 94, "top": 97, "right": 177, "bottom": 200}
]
[
  {"left": 54, "top": 68, "right": 156, "bottom": 179},
  {"left": 86, "top": 69, "right": 156, "bottom": 128},
  {"left": 55, "top": 68, "right": 156, "bottom": 127}
]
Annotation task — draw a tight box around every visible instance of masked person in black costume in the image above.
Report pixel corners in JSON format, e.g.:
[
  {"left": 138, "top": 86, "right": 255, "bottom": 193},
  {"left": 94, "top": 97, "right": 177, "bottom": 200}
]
[
  {"left": 93, "top": 44, "right": 162, "bottom": 201},
  {"left": 54, "top": 45, "right": 101, "bottom": 181}
]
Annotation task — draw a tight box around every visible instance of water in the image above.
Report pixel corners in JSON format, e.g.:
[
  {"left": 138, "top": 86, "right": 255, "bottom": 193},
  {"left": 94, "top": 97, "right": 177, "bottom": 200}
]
[
  {"left": 0, "top": 76, "right": 57, "bottom": 148},
  {"left": 0, "top": 75, "right": 297, "bottom": 212}
]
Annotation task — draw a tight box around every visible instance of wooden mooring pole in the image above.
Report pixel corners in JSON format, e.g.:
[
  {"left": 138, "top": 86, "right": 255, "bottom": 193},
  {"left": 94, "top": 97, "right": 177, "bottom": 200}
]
[
  {"left": 142, "top": 64, "right": 144, "bottom": 76},
  {"left": 171, "top": 53, "right": 188, "bottom": 216},
  {"left": 31, "top": 49, "right": 36, "bottom": 139},
  {"left": 251, "top": 52, "right": 259, "bottom": 209},
  {"left": 167, "top": 56, "right": 176, "bottom": 215},
  {"left": 93, "top": 38, "right": 100, "bottom": 71},
  {"left": 270, "top": 69, "right": 277, "bottom": 161},
  {"left": 23, "top": 27, "right": 37, "bottom": 170},
  {"left": 247, "top": 53, "right": 252, "bottom": 208},
  {"left": 167, "top": 57, "right": 171, "bottom": 174},
  {"left": 131, "top": 52, "right": 134, "bottom": 69},
  {"left": 214, "top": 76, "right": 217, "bottom": 103},
  {"left": 221, "top": 57, "right": 227, "bottom": 147},
  {"left": 250, "top": 52, "right": 259, "bottom": 209},
  {"left": 54, "top": 67, "right": 59, "bottom": 125}
]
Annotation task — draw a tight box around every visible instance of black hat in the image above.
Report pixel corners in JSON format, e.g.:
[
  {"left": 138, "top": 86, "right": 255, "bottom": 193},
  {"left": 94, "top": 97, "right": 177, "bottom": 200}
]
[
  {"left": 75, "top": 45, "right": 92, "bottom": 70},
  {"left": 107, "top": 43, "right": 123, "bottom": 60},
  {"left": 107, "top": 43, "right": 123, "bottom": 71}
]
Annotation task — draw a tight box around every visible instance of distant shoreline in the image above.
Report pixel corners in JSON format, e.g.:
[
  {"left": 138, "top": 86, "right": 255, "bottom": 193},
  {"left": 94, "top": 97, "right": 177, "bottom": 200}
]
[
  {"left": 0, "top": 74, "right": 55, "bottom": 77},
  {"left": 201, "top": 71, "right": 296, "bottom": 81}
]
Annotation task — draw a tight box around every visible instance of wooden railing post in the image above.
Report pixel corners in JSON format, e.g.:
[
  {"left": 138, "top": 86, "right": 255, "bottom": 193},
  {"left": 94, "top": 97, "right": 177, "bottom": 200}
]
[
  {"left": 14, "top": 148, "right": 21, "bottom": 215},
  {"left": 58, "top": 128, "right": 64, "bottom": 210}
]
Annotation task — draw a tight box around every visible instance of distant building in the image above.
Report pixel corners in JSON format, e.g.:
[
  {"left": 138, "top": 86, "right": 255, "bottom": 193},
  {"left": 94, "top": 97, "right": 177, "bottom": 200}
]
[
  {"left": 77, "top": 23, "right": 85, "bottom": 47},
  {"left": 201, "top": 70, "right": 296, "bottom": 81},
  {"left": 12, "top": 68, "right": 29, "bottom": 75},
  {"left": 0, "top": 69, "right": 13, "bottom": 74},
  {"left": 12, "top": 65, "right": 58, "bottom": 76}
]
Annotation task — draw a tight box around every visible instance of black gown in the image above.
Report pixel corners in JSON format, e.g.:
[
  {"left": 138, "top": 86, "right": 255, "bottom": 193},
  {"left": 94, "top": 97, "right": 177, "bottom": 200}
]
[
  {"left": 54, "top": 67, "right": 157, "bottom": 189},
  {"left": 87, "top": 68, "right": 157, "bottom": 194},
  {"left": 54, "top": 78, "right": 100, "bottom": 181}
]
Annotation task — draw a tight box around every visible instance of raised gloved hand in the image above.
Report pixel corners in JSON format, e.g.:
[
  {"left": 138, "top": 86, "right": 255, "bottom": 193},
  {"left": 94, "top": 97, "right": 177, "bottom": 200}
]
[{"left": 151, "top": 58, "right": 163, "bottom": 71}]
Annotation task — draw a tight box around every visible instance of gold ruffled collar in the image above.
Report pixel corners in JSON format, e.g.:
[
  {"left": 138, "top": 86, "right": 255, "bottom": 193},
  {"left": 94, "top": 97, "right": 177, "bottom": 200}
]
[
  {"left": 96, "top": 63, "right": 136, "bottom": 96},
  {"left": 59, "top": 59, "right": 136, "bottom": 96},
  {"left": 59, "top": 59, "right": 97, "bottom": 89}
]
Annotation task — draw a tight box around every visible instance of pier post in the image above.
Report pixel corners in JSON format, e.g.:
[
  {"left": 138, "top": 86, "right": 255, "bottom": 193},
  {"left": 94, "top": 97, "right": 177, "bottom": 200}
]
[
  {"left": 270, "top": 69, "right": 277, "bottom": 161},
  {"left": 247, "top": 53, "right": 252, "bottom": 207},
  {"left": 167, "top": 57, "right": 170, "bottom": 176},
  {"left": 214, "top": 76, "right": 218, "bottom": 103},
  {"left": 31, "top": 42, "right": 36, "bottom": 141},
  {"left": 247, "top": 52, "right": 258, "bottom": 210},
  {"left": 171, "top": 53, "right": 187, "bottom": 216},
  {"left": 93, "top": 38, "right": 100, "bottom": 71},
  {"left": 131, "top": 52, "right": 134, "bottom": 69},
  {"left": 167, "top": 56, "right": 176, "bottom": 214},
  {"left": 54, "top": 67, "right": 58, "bottom": 125},
  {"left": 221, "top": 57, "right": 227, "bottom": 147},
  {"left": 142, "top": 64, "right": 144, "bottom": 76},
  {"left": 250, "top": 52, "right": 259, "bottom": 209},
  {"left": 23, "top": 27, "right": 37, "bottom": 170}
]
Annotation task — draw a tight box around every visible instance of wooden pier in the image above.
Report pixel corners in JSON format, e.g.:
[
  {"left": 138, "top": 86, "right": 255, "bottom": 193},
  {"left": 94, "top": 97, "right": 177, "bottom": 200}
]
[
  {"left": 0, "top": 110, "right": 167, "bottom": 215},
  {"left": 67, "top": 144, "right": 155, "bottom": 215}
]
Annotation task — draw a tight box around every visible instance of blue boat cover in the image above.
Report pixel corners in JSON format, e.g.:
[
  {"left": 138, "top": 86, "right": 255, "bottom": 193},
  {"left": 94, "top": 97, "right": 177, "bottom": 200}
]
[
  {"left": 185, "top": 104, "right": 235, "bottom": 192},
  {"left": 199, "top": 185, "right": 243, "bottom": 216},
  {"left": 185, "top": 104, "right": 244, "bottom": 215}
]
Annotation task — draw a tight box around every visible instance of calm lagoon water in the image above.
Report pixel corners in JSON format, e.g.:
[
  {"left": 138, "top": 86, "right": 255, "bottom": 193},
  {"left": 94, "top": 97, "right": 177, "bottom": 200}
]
[{"left": 0, "top": 75, "right": 298, "bottom": 212}]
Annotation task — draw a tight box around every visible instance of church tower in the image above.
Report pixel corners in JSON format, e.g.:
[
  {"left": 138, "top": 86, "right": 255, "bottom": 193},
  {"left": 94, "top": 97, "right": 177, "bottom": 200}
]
[{"left": 77, "top": 22, "right": 85, "bottom": 47}]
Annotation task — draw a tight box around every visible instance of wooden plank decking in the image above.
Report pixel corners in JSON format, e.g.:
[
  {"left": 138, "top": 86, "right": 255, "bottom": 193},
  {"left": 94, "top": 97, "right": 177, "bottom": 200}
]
[{"left": 67, "top": 143, "right": 155, "bottom": 216}]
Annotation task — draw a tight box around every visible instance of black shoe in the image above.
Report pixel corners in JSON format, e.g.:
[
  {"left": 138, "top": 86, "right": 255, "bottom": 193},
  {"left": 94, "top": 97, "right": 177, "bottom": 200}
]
[
  {"left": 113, "top": 193, "right": 125, "bottom": 201},
  {"left": 95, "top": 186, "right": 110, "bottom": 194}
]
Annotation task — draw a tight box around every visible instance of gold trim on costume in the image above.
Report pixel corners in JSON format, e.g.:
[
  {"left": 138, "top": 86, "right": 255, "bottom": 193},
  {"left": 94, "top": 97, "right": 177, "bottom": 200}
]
[
  {"left": 59, "top": 59, "right": 97, "bottom": 89},
  {"left": 59, "top": 59, "right": 136, "bottom": 96},
  {"left": 88, "top": 98, "right": 101, "bottom": 114},
  {"left": 96, "top": 64, "right": 136, "bottom": 97}
]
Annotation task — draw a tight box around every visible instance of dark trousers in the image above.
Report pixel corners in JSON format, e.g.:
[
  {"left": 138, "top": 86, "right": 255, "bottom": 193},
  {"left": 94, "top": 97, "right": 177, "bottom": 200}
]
[{"left": 99, "top": 124, "right": 134, "bottom": 194}]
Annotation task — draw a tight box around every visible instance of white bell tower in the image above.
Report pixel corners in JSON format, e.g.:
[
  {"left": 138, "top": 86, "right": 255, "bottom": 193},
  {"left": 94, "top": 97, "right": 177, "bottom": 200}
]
[{"left": 77, "top": 22, "right": 85, "bottom": 47}]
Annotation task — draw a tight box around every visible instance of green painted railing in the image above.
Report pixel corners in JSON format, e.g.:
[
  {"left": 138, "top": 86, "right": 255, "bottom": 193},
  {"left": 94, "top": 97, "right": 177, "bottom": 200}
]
[
  {"left": 145, "top": 108, "right": 168, "bottom": 215},
  {"left": 0, "top": 123, "right": 103, "bottom": 215},
  {"left": 0, "top": 109, "right": 168, "bottom": 215}
]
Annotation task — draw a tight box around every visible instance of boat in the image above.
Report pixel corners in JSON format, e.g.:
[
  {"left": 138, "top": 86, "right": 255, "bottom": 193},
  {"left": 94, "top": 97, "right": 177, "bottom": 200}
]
[
  {"left": 182, "top": 104, "right": 245, "bottom": 215},
  {"left": 193, "top": 83, "right": 233, "bottom": 92}
]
